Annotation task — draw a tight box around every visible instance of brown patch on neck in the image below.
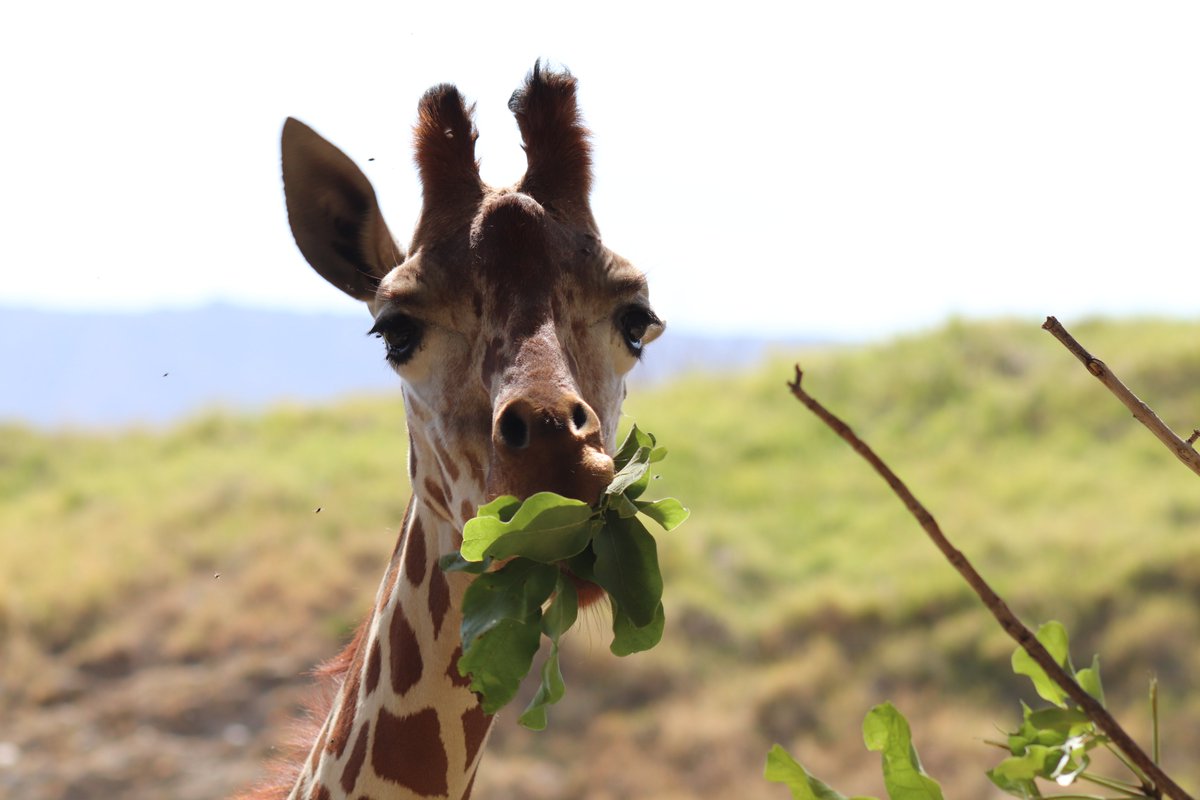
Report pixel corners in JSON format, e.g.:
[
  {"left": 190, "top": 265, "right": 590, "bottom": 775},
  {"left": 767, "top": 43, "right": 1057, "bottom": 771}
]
[
  {"left": 308, "top": 618, "right": 370, "bottom": 764},
  {"left": 372, "top": 707, "right": 449, "bottom": 796},
  {"left": 432, "top": 437, "right": 461, "bottom": 483},
  {"left": 389, "top": 609, "right": 423, "bottom": 696},
  {"left": 446, "top": 646, "right": 471, "bottom": 688},
  {"left": 365, "top": 639, "right": 382, "bottom": 695},
  {"left": 326, "top": 654, "right": 363, "bottom": 759},
  {"left": 339, "top": 722, "right": 370, "bottom": 794},
  {"left": 461, "top": 703, "right": 493, "bottom": 771},
  {"left": 427, "top": 563, "right": 451, "bottom": 639},
  {"left": 422, "top": 476, "right": 450, "bottom": 517},
  {"left": 403, "top": 517, "right": 428, "bottom": 586}
]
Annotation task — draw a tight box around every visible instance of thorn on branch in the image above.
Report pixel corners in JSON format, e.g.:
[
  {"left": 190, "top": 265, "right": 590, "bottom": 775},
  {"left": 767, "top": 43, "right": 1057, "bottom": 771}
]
[{"left": 1188, "top": 430, "right": 1200, "bottom": 447}]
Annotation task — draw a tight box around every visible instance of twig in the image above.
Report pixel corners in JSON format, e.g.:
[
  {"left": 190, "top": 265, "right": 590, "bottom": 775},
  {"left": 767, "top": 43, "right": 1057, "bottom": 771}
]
[
  {"left": 1151, "top": 677, "right": 1161, "bottom": 765},
  {"left": 1042, "top": 317, "right": 1200, "bottom": 478},
  {"left": 787, "top": 365, "right": 1192, "bottom": 800}
]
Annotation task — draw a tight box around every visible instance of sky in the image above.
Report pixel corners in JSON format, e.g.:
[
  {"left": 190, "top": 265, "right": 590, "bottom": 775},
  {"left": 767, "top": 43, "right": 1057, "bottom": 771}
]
[{"left": 3, "top": 1, "right": 1197, "bottom": 339}]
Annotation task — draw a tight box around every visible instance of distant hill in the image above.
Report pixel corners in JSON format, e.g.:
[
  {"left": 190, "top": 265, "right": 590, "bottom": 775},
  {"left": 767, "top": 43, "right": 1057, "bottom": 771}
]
[{"left": 0, "top": 305, "right": 806, "bottom": 428}]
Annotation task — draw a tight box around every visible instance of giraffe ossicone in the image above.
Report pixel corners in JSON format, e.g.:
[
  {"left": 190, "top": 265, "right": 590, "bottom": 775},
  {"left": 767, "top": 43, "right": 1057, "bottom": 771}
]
[{"left": 241, "top": 62, "right": 664, "bottom": 800}]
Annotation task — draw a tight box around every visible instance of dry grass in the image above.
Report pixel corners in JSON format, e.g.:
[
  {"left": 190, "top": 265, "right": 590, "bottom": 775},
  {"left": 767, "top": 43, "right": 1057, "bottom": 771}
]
[{"left": 2, "top": 317, "right": 1199, "bottom": 798}]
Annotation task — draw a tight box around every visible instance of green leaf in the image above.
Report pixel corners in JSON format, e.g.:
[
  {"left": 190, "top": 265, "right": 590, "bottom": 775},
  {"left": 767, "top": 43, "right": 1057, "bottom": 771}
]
[
  {"left": 989, "top": 745, "right": 1061, "bottom": 781},
  {"left": 862, "top": 703, "right": 944, "bottom": 800},
  {"left": 593, "top": 514, "right": 663, "bottom": 627},
  {"left": 541, "top": 575, "right": 579, "bottom": 640},
  {"left": 624, "top": 462, "right": 654, "bottom": 500},
  {"left": 610, "top": 600, "right": 665, "bottom": 656},
  {"left": 1011, "top": 621, "right": 1071, "bottom": 708},
  {"left": 474, "top": 494, "right": 522, "bottom": 522},
  {"left": 635, "top": 497, "right": 690, "bottom": 531},
  {"left": 608, "top": 491, "right": 641, "bottom": 519},
  {"left": 460, "top": 492, "right": 595, "bottom": 563},
  {"left": 459, "top": 617, "right": 542, "bottom": 714},
  {"left": 985, "top": 761, "right": 1042, "bottom": 799},
  {"left": 518, "top": 643, "right": 566, "bottom": 730},
  {"left": 606, "top": 447, "right": 652, "bottom": 496},
  {"left": 764, "top": 744, "right": 867, "bottom": 800},
  {"left": 1024, "top": 706, "right": 1091, "bottom": 735},
  {"left": 612, "top": 425, "right": 656, "bottom": 470},
  {"left": 458, "top": 560, "right": 558, "bottom": 713},
  {"left": 438, "top": 551, "right": 491, "bottom": 574},
  {"left": 459, "top": 559, "right": 558, "bottom": 645},
  {"left": 564, "top": 544, "right": 597, "bottom": 584},
  {"left": 1075, "top": 655, "right": 1105, "bottom": 706}
]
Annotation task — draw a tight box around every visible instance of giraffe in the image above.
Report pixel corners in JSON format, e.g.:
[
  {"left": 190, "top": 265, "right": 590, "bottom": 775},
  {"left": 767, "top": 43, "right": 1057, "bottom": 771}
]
[{"left": 243, "top": 63, "right": 665, "bottom": 800}]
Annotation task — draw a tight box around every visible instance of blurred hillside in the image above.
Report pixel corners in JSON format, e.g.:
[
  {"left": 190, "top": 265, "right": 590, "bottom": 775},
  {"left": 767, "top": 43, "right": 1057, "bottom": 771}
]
[
  {"left": 1, "top": 318, "right": 1198, "bottom": 799},
  {"left": 0, "top": 305, "right": 804, "bottom": 428}
]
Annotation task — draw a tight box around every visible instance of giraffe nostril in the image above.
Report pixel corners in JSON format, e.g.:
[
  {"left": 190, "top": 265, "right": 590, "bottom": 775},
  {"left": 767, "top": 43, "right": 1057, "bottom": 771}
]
[
  {"left": 570, "top": 403, "right": 589, "bottom": 433},
  {"left": 498, "top": 406, "right": 530, "bottom": 449}
]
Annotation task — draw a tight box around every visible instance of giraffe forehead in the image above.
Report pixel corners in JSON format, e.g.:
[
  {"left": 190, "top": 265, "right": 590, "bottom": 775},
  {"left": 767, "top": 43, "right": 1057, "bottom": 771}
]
[{"left": 379, "top": 189, "right": 645, "bottom": 352}]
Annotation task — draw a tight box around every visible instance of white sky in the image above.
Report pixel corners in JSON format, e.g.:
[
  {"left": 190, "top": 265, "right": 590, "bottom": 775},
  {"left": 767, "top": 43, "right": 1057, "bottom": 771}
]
[{"left": 2, "top": 1, "right": 1197, "bottom": 338}]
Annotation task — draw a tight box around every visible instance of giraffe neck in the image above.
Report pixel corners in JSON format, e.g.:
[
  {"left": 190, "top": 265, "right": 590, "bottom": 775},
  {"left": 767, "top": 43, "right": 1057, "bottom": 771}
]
[{"left": 289, "top": 498, "right": 493, "bottom": 800}]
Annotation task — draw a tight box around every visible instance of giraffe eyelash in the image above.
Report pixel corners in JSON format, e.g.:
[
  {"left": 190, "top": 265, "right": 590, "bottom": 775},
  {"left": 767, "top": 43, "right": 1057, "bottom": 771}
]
[{"left": 369, "top": 313, "right": 425, "bottom": 365}]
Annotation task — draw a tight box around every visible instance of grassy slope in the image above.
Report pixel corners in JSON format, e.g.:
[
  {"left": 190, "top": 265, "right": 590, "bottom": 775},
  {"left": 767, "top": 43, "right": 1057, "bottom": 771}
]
[{"left": 2, "top": 317, "right": 1198, "bottom": 798}]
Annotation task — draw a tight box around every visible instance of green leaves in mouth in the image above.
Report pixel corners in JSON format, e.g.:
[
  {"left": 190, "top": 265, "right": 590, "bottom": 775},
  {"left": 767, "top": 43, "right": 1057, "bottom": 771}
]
[{"left": 439, "top": 425, "right": 688, "bottom": 729}]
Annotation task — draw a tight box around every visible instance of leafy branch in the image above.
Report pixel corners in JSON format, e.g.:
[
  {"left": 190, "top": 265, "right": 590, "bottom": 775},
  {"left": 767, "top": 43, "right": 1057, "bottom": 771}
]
[
  {"left": 784, "top": 358, "right": 1193, "bottom": 800},
  {"left": 441, "top": 425, "right": 687, "bottom": 728}
]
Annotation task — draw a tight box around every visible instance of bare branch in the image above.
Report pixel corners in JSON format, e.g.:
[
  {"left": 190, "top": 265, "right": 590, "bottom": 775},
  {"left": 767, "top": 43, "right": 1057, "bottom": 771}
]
[
  {"left": 787, "top": 365, "right": 1192, "bottom": 800},
  {"left": 1042, "top": 316, "right": 1200, "bottom": 478}
]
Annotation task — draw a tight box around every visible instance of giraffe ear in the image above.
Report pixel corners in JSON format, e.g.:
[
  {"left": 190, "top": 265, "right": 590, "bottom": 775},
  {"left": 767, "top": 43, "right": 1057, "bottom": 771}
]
[
  {"left": 509, "top": 62, "right": 594, "bottom": 226},
  {"left": 281, "top": 117, "right": 404, "bottom": 303}
]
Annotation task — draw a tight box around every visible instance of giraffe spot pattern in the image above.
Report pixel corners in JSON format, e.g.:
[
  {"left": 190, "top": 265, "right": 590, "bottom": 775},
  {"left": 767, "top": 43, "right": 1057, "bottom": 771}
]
[
  {"left": 433, "top": 438, "right": 460, "bottom": 483},
  {"left": 327, "top": 652, "right": 363, "bottom": 758},
  {"left": 372, "top": 707, "right": 449, "bottom": 797},
  {"left": 340, "top": 720, "right": 370, "bottom": 794},
  {"left": 459, "top": 499, "right": 474, "bottom": 527},
  {"left": 403, "top": 517, "right": 427, "bottom": 586},
  {"left": 389, "top": 608, "right": 423, "bottom": 695},
  {"left": 378, "top": 558, "right": 400, "bottom": 615},
  {"left": 446, "top": 646, "right": 471, "bottom": 688},
  {"left": 365, "top": 638, "right": 382, "bottom": 695},
  {"left": 423, "top": 476, "right": 449, "bottom": 515},
  {"left": 427, "top": 563, "right": 450, "bottom": 639},
  {"left": 462, "top": 449, "right": 483, "bottom": 479},
  {"left": 461, "top": 703, "right": 493, "bottom": 771},
  {"left": 391, "top": 500, "right": 415, "bottom": 561},
  {"left": 309, "top": 783, "right": 331, "bottom": 800}
]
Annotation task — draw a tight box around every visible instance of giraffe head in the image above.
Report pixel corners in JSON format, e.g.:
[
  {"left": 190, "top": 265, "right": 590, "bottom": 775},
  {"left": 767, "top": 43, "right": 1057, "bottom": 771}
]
[{"left": 281, "top": 64, "right": 662, "bottom": 528}]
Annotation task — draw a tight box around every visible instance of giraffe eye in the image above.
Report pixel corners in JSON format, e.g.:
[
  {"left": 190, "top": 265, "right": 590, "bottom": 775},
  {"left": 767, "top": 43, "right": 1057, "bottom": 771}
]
[
  {"left": 368, "top": 313, "right": 425, "bottom": 365},
  {"left": 617, "top": 306, "right": 659, "bottom": 357}
]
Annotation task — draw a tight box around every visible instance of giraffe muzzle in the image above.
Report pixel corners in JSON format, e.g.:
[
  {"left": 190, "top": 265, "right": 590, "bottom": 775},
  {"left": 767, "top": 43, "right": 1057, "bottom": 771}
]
[{"left": 489, "top": 392, "right": 614, "bottom": 505}]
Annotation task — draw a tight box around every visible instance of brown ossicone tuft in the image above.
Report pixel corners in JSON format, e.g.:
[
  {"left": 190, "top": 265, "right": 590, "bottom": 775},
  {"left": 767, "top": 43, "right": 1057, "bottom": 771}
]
[
  {"left": 413, "top": 84, "right": 484, "bottom": 240},
  {"left": 508, "top": 61, "right": 594, "bottom": 224}
]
